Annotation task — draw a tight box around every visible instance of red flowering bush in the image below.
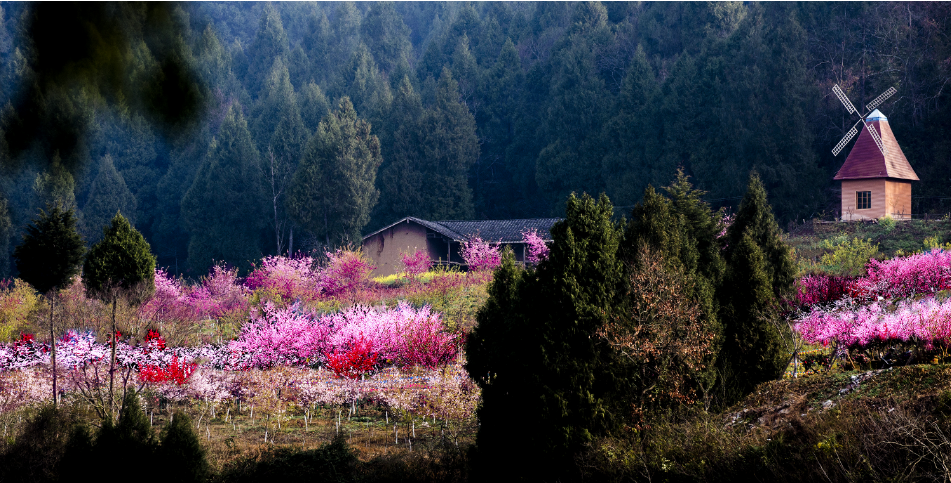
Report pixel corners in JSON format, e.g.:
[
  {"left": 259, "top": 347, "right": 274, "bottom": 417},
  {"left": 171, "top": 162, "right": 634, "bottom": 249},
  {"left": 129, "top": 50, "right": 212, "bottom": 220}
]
[
  {"left": 325, "top": 335, "right": 378, "bottom": 379},
  {"left": 138, "top": 356, "right": 197, "bottom": 385}
]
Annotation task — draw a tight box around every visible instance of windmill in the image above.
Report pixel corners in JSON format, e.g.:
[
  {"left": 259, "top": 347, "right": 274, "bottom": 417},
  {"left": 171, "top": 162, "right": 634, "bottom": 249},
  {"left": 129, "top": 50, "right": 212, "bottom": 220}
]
[
  {"left": 828, "top": 84, "right": 919, "bottom": 221},
  {"left": 830, "top": 85, "right": 896, "bottom": 156}
]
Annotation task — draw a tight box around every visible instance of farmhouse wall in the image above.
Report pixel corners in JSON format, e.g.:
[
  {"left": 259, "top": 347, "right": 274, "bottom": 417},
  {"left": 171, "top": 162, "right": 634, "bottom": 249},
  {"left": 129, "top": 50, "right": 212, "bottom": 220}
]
[
  {"left": 841, "top": 178, "right": 886, "bottom": 221},
  {"left": 364, "top": 222, "right": 437, "bottom": 277},
  {"left": 885, "top": 179, "right": 912, "bottom": 220}
]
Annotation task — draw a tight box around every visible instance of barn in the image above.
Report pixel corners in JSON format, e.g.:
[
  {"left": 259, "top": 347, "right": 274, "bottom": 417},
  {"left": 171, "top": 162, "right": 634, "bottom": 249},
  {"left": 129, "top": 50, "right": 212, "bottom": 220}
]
[
  {"left": 834, "top": 109, "right": 919, "bottom": 221},
  {"left": 362, "top": 217, "right": 560, "bottom": 277}
]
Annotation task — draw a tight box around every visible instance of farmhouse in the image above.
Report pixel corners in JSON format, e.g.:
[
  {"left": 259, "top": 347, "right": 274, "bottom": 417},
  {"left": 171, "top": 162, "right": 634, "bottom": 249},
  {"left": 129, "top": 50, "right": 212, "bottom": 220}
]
[
  {"left": 835, "top": 109, "right": 918, "bottom": 221},
  {"left": 362, "top": 217, "right": 560, "bottom": 277}
]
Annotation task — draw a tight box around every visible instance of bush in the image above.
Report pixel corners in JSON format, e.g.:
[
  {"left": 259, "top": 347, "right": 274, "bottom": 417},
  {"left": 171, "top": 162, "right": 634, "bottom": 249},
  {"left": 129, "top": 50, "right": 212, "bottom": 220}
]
[
  {"left": 819, "top": 237, "right": 880, "bottom": 276},
  {"left": 158, "top": 412, "right": 209, "bottom": 483},
  {"left": 217, "top": 435, "right": 356, "bottom": 483}
]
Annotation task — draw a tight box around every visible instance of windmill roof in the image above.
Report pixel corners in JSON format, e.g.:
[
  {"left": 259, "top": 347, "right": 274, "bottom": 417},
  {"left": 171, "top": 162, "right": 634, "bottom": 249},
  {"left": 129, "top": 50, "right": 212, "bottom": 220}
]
[
  {"left": 833, "top": 114, "right": 919, "bottom": 181},
  {"left": 363, "top": 217, "right": 561, "bottom": 243}
]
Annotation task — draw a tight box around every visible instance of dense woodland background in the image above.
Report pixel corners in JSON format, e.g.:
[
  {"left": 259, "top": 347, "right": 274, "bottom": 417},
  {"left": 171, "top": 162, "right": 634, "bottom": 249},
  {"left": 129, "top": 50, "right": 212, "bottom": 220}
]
[{"left": 0, "top": 2, "right": 950, "bottom": 277}]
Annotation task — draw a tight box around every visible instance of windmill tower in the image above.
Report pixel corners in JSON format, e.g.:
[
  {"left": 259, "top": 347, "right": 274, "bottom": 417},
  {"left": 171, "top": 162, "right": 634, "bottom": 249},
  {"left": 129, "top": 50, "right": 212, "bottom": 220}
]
[{"left": 830, "top": 86, "right": 918, "bottom": 221}]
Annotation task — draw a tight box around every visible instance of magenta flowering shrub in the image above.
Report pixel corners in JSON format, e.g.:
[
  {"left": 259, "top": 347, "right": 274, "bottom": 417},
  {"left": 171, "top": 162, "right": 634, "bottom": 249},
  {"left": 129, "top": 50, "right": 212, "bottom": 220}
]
[
  {"left": 521, "top": 229, "right": 550, "bottom": 265},
  {"left": 849, "top": 249, "right": 951, "bottom": 301},
  {"left": 793, "top": 250, "right": 951, "bottom": 354},
  {"left": 224, "top": 302, "right": 333, "bottom": 369},
  {"left": 225, "top": 302, "right": 458, "bottom": 370},
  {"left": 795, "top": 274, "right": 856, "bottom": 308},
  {"left": 321, "top": 249, "right": 376, "bottom": 295},
  {"left": 400, "top": 249, "right": 432, "bottom": 279},
  {"left": 245, "top": 255, "right": 321, "bottom": 302},
  {"left": 460, "top": 236, "right": 501, "bottom": 271},
  {"left": 795, "top": 296, "right": 951, "bottom": 350},
  {"left": 140, "top": 266, "right": 249, "bottom": 325}
]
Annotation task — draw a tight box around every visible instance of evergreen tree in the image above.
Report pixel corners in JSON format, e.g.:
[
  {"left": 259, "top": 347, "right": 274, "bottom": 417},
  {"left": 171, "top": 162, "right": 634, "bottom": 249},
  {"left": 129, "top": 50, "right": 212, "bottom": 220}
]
[
  {"left": 82, "top": 155, "right": 137, "bottom": 244},
  {"left": 287, "top": 97, "right": 381, "bottom": 247},
  {"left": 361, "top": 1, "right": 412, "bottom": 73},
  {"left": 245, "top": 4, "right": 290, "bottom": 96},
  {"left": 298, "top": 81, "right": 331, "bottom": 132},
  {"left": 725, "top": 172, "right": 796, "bottom": 299},
  {"left": 14, "top": 204, "right": 84, "bottom": 407},
  {"left": 0, "top": 196, "right": 10, "bottom": 278},
  {"left": 718, "top": 172, "right": 792, "bottom": 401},
  {"left": 423, "top": 67, "right": 478, "bottom": 219},
  {"left": 92, "top": 392, "right": 158, "bottom": 481},
  {"left": 158, "top": 412, "right": 209, "bottom": 483},
  {"left": 181, "top": 103, "right": 265, "bottom": 274},
  {"left": 467, "top": 193, "right": 626, "bottom": 480},
  {"left": 720, "top": 233, "right": 787, "bottom": 399},
  {"left": 82, "top": 212, "right": 156, "bottom": 417}
]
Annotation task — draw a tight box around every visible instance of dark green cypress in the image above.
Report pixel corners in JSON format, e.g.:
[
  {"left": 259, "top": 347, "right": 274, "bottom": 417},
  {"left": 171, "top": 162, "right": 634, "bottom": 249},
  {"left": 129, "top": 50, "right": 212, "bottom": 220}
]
[
  {"left": 158, "top": 412, "right": 209, "bottom": 483},
  {"left": 467, "top": 193, "right": 625, "bottom": 480}
]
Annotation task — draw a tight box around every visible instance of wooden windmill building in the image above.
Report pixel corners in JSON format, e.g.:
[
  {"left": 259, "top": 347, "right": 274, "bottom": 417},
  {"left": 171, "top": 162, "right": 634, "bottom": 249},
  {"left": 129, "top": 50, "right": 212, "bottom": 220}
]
[{"left": 834, "top": 109, "right": 918, "bottom": 221}]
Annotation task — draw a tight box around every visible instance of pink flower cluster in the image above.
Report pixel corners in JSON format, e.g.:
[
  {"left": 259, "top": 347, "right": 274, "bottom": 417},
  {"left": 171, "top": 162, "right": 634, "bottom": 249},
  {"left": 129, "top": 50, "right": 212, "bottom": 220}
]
[
  {"left": 460, "top": 236, "right": 501, "bottom": 272},
  {"left": 245, "top": 255, "right": 321, "bottom": 302},
  {"left": 521, "top": 229, "right": 550, "bottom": 265},
  {"left": 851, "top": 249, "right": 951, "bottom": 300},
  {"left": 321, "top": 249, "right": 376, "bottom": 296},
  {"left": 795, "top": 296, "right": 951, "bottom": 349},
  {"left": 223, "top": 302, "right": 459, "bottom": 371},
  {"left": 796, "top": 250, "right": 951, "bottom": 307},
  {"left": 139, "top": 267, "right": 249, "bottom": 325},
  {"left": 400, "top": 249, "right": 432, "bottom": 279},
  {"left": 795, "top": 274, "right": 856, "bottom": 308}
]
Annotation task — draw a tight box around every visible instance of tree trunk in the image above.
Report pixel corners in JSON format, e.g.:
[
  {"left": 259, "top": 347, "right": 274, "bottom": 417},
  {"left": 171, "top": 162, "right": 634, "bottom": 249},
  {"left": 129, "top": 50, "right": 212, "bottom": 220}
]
[
  {"left": 109, "top": 297, "right": 117, "bottom": 419},
  {"left": 289, "top": 226, "right": 294, "bottom": 257},
  {"left": 49, "top": 296, "right": 56, "bottom": 408}
]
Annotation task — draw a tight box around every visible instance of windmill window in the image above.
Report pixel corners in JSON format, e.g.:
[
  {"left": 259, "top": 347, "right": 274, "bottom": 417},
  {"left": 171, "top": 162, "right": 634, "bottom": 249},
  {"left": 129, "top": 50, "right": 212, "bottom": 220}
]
[{"left": 856, "top": 191, "right": 872, "bottom": 210}]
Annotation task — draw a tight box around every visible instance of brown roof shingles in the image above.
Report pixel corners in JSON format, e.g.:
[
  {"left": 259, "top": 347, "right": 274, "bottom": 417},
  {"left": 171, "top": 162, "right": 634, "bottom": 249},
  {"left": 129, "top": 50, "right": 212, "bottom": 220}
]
[{"left": 834, "top": 114, "right": 919, "bottom": 181}]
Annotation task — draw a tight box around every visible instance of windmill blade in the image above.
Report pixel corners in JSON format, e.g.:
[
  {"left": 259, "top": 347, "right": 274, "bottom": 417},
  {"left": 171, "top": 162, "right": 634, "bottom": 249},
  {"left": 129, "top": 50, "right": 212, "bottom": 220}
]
[
  {"left": 866, "top": 86, "right": 897, "bottom": 112},
  {"left": 832, "top": 125, "right": 859, "bottom": 156},
  {"left": 833, "top": 84, "right": 857, "bottom": 115},
  {"left": 864, "top": 122, "right": 887, "bottom": 155}
]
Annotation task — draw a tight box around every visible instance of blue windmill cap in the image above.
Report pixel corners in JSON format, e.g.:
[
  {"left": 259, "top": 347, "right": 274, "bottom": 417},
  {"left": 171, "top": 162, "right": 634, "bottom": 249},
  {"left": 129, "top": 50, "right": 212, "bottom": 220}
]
[{"left": 866, "top": 109, "right": 887, "bottom": 122}]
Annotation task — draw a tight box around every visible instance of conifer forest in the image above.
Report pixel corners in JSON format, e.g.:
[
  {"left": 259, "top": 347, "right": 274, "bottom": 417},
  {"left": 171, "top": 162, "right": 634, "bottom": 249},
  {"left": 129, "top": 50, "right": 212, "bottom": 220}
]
[{"left": 3, "top": 3, "right": 951, "bottom": 482}]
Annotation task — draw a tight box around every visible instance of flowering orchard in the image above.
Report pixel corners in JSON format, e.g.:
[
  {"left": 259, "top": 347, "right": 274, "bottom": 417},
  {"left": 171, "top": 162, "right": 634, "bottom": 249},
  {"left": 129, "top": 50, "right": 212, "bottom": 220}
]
[
  {"left": 792, "top": 249, "right": 951, "bottom": 360},
  {"left": 0, "top": 249, "right": 486, "bottom": 421}
]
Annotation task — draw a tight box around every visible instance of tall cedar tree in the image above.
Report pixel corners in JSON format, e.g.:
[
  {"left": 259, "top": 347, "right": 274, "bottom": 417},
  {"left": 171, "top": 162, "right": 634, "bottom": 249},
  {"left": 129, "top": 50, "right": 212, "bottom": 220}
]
[
  {"left": 83, "top": 212, "right": 156, "bottom": 419},
  {"left": 181, "top": 103, "right": 265, "bottom": 274},
  {"left": 467, "top": 193, "right": 626, "bottom": 480},
  {"left": 14, "top": 204, "right": 85, "bottom": 407},
  {"left": 288, "top": 96, "right": 381, "bottom": 247},
  {"left": 82, "top": 154, "right": 136, "bottom": 244},
  {"left": 719, "top": 173, "right": 793, "bottom": 400}
]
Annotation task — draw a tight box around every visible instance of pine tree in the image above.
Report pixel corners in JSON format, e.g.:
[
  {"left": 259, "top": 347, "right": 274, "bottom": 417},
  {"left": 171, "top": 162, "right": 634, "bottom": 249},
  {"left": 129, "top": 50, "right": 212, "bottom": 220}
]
[
  {"left": 467, "top": 193, "right": 626, "bottom": 480},
  {"left": 720, "top": 233, "right": 787, "bottom": 398},
  {"left": 726, "top": 172, "right": 796, "bottom": 299},
  {"left": 719, "top": 172, "right": 792, "bottom": 401},
  {"left": 245, "top": 4, "right": 290, "bottom": 96},
  {"left": 14, "top": 204, "right": 84, "bottom": 408},
  {"left": 83, "top": 212, "right": 156, "bottom": 418},
  {"left": 181, "top": 103, "right": 265, "bottom": 274},
  {"left": 158, "top": 412, "right": 209, "bottom": 483},
  {"left": 287, "top": 97, "right": 381, "bottom": 247},
  {"left": 82, "top": 155, "right": 137, "bottom": 244}
]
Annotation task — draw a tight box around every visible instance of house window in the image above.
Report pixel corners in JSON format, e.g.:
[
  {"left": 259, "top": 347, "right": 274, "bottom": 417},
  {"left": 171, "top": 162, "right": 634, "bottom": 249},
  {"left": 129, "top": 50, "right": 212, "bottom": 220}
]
[{"left": 856, "top": 191, "right": 871, "bottom": 210}]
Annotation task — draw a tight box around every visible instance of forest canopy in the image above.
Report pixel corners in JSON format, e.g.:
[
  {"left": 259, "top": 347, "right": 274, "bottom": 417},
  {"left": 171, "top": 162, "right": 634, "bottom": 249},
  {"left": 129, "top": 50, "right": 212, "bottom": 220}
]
[{"left": 0, "top": 2, "right": 949, "bottom": 276}]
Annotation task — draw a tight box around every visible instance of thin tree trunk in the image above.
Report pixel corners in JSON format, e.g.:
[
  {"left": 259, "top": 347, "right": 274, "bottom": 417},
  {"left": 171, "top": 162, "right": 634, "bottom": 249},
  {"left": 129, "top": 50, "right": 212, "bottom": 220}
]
[
  {"left": 110, "top": 297, "right": 117, "bottom": 419},
  {"left": 289, "top": 226, "right": 294, "bottom": 257},
  {"left": 50, "top": 296, "right": 56, "bottom": 408}
]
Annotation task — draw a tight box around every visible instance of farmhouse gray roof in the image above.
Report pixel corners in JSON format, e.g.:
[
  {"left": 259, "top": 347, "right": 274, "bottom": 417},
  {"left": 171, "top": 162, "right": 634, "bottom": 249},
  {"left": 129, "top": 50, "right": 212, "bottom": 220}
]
[{"left": 363, "top": 217, "right": 561, "bottom": 243}]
